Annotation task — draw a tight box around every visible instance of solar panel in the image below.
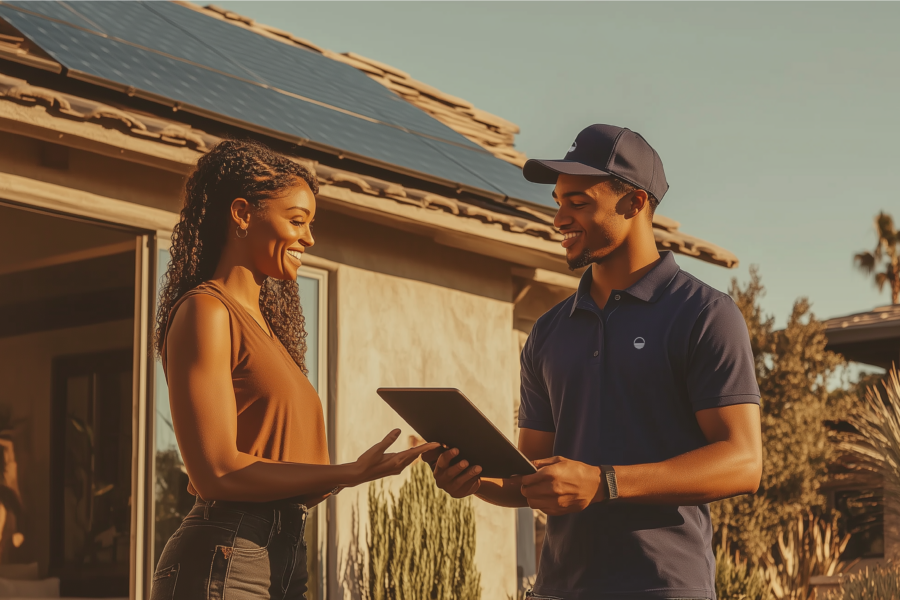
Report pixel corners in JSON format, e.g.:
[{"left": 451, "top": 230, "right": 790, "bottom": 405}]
[
  {"left": 4, "top": 0, "right": 480, "bottom": 149},
  {"left": 1, "top": 0, "right": 96, "bottom": 31},
  {"left": 64, "top": 1, "right": 268, "bottom": 85},
  {"left": 143, "top": 2, "right": 475, "bottom": 147},
  {"left": 0, "top": 1, "right": 553, "bottom": 207}
]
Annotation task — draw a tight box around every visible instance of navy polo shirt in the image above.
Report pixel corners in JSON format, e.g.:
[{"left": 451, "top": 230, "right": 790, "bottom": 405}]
[{"left": 519, "top": 252, "right": 759, "bottom": 600}]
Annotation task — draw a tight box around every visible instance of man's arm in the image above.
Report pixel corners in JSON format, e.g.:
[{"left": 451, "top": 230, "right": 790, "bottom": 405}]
[
  {"left": 424, "top": 428, "right": 555, "bottom": 507},
  {"left": 520, "top": 403, "right": 762, "bottom": 515}
]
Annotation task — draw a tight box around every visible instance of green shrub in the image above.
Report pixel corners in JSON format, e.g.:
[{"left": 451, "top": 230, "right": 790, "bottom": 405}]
[
  {"left": 367, "top": 461, "right": 481, "bottom": 600},
  {"left": 827, "top": 563, "right": 900, "bottom": 600},
  {"left": 716, "top": 545, "right": 772, "bottom": 600}
]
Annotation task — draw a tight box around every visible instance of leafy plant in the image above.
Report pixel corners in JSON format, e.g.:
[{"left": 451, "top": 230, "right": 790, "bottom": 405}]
[
  {"left": 855, "top": 212, "right": 900, "bottom": 304},
  {"left": 366, "top": 461, "right": 481, "bottom": 600}
]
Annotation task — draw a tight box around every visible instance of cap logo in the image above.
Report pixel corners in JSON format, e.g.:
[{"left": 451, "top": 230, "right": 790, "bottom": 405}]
[
  {"left": 568, "top": 141, "right": 577, "bottom": 153},
  {"left": 633, "top": 337, "right": 645, "bottom": 350}
]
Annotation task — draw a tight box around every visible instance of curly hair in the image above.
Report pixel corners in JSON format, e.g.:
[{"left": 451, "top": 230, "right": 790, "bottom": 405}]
[{"left": 154, "top": 138, "right": 319, "bottom": 374}]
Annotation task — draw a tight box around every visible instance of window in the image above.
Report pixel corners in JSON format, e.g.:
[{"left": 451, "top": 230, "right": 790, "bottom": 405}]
[
  {"left": 151, "top": 252, "right": 330, "bottom": 598},
  {"left": 835, "top": 488, "right": 884, "bottom": 560},
  {"left": 151, "top": 248, "right": 193, "bottom": 569}
]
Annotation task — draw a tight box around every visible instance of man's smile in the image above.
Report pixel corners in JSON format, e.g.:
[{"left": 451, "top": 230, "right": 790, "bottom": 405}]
[{"left": 561, "top": 231, "right": 582, "bottom": 249}]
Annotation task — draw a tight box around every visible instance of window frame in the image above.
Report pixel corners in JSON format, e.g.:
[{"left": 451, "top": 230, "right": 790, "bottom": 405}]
[{"left": 295, "top": 264, "right": 331, "bottom": 600}]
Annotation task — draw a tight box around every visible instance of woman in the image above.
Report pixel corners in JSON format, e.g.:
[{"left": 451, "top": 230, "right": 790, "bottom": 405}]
[{"left": 151, "top": 139, "right": 436, "bottom": 600}]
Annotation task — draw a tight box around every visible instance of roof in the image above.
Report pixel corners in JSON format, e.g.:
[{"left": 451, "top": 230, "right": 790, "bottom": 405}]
[
  {"left": 0, "top": 72, "right": 740, "bottom": 269},
  {"left": 0, "top": 0, "right": 547, "bottom": 207},
  {"left": 823, "top": 304, "right": 900, "bottom": 368}
]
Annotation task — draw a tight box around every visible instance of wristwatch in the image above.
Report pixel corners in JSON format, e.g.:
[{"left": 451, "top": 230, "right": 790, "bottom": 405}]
[{"left": 600, "top": 465, "right": 618, "bottom": 502}]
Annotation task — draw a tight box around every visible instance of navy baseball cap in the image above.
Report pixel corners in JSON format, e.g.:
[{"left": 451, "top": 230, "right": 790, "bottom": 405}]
[{"left": 523, "top": 124, "right": 669, "bottom": 202}]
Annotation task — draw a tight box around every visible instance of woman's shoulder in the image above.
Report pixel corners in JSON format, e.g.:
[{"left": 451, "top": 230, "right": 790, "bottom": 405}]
[
  {"left": 163, "top": 287, "right": 234, "bottom": 368},
  {"left": 166, "top": 292, "right": 230, "bottom": 353},
  {"left": 171, "top": 289, "right": 230, "bottom": 328}
]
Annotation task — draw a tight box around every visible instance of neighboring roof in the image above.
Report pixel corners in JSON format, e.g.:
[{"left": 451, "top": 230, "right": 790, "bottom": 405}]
[
  {"left": 0, "top": 72, "right": 740, "bottom": 269},
  {"left": 0, "top": 0, "right": 546, "bottom": 207},
  {"left": 823, "top": 304, "right": 900, "bottom": 369}
]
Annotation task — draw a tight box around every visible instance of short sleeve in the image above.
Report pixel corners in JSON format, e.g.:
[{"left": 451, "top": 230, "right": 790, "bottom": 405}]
[
  {"left": 686, "top": 296, "right": 760, "bottom": 412},
  {"left": 518, "top": 329, "right": 556, "bottom": 432}
]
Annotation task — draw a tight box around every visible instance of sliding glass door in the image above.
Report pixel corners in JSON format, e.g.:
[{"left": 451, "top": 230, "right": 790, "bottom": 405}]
[{"left": 0, "top": 204, "right": 141, "bottom": 598}]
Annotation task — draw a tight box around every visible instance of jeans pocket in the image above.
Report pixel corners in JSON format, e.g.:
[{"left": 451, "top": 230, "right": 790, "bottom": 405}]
[
  {"left": 149, "top": 564, "right": 179, "bottom": 600},
  {"left": 233, "top": 513, "right": 276, "bottom": 555}
]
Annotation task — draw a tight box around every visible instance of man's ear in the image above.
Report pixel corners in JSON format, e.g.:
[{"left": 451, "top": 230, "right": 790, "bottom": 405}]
[
  {"left": 624, "top": 189, "right": 650, "bottom": 220},
  {"left": 230, "top": 198, "right": 251, "bottom": 228}
]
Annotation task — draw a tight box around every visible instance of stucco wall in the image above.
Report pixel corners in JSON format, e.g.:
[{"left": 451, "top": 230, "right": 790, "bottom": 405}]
[{"left": 331, "top": 264, "right": 518, "bottom": 600}]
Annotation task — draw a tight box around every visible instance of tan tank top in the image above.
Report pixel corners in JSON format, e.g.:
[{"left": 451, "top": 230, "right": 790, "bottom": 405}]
[{"left": 163, "top": 280, "right": 329, "bottom": 497}]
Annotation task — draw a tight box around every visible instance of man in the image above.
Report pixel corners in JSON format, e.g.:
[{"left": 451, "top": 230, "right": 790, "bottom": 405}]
[{"left": 426, "top": 125, "right": 762, "bottom": 600}]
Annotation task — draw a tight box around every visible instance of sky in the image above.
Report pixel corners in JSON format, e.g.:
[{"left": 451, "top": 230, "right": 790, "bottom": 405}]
[{"left": 210, "top": 1, "right": 900, "bottom": 328}]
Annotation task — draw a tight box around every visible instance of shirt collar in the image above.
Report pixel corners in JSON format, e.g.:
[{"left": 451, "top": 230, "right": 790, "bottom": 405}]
[{"left": 569, "top": 251, "right": 680, "bottom": 317}]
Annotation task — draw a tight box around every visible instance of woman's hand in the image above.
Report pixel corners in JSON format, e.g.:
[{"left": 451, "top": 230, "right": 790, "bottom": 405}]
[{"left": 351, "top": 429, "right": 440, "bottom": 486}]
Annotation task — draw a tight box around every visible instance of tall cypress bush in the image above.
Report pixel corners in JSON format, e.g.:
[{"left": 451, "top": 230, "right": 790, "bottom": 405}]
[{"left": 366, "top": 461, "right": 482, "bottom": 600}]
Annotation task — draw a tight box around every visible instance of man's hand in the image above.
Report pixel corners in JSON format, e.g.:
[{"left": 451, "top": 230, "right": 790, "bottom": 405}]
[
  {"left": 520, "top": 456, "right": 604, "bottom": 515},
  {"left": 423, "top": 447, "right": 483, "bottom": 499}
]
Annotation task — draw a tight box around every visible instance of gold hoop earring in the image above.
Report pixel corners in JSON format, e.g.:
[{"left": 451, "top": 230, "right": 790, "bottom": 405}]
[{"left": 236, "top": 225, "right": 248, "bottom": 239}]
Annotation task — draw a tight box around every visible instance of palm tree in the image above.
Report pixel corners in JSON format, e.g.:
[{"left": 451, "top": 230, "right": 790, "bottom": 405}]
[{"left": 855, "top": 212, "right": 900, "bottom": 305}]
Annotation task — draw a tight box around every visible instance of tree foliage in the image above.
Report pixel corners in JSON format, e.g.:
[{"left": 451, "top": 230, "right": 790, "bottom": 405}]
[
  {"left": 711, "top": 267, "right": 849, "bottom": 562},
  {"left": 855, "top": 211, "right": 900, "bottom": 305}
]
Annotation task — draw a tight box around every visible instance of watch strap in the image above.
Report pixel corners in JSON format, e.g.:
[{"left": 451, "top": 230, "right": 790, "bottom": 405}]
[{"left": 600, "top": 465, "right": 618, "bottom": 502}]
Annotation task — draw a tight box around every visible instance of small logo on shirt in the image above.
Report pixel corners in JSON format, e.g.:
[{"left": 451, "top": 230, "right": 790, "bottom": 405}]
[
  {"left": 568, "top": 141, "right": 577, "bottom": 153},
  {"left": 633, "top": 337, "right": 645, "bottom": 349}
]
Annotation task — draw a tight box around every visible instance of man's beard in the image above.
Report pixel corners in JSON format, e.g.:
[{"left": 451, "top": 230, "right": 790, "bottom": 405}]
[{"left": 568, "top": 248, "right": 602, "bottom": 271}]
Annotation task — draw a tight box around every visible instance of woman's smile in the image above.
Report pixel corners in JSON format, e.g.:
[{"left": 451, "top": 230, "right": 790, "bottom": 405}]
[{"left": 287, "top": 248, "right": 304, "bottom": 265}]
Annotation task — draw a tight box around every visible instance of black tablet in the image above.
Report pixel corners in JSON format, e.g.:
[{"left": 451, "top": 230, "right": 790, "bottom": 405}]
[{"left": 376, "top": 387, "right": 537, "bottom": 479}]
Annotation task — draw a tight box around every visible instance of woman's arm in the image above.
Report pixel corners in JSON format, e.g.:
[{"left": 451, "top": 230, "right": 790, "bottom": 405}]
[{"left": 166, "top": 295, "right": 434, "bottom": 502}]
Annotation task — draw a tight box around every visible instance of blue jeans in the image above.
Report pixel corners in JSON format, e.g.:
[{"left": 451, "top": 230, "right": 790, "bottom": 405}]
[{"left": 151, "top": 497, "right": 309, "bottom": 600}]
